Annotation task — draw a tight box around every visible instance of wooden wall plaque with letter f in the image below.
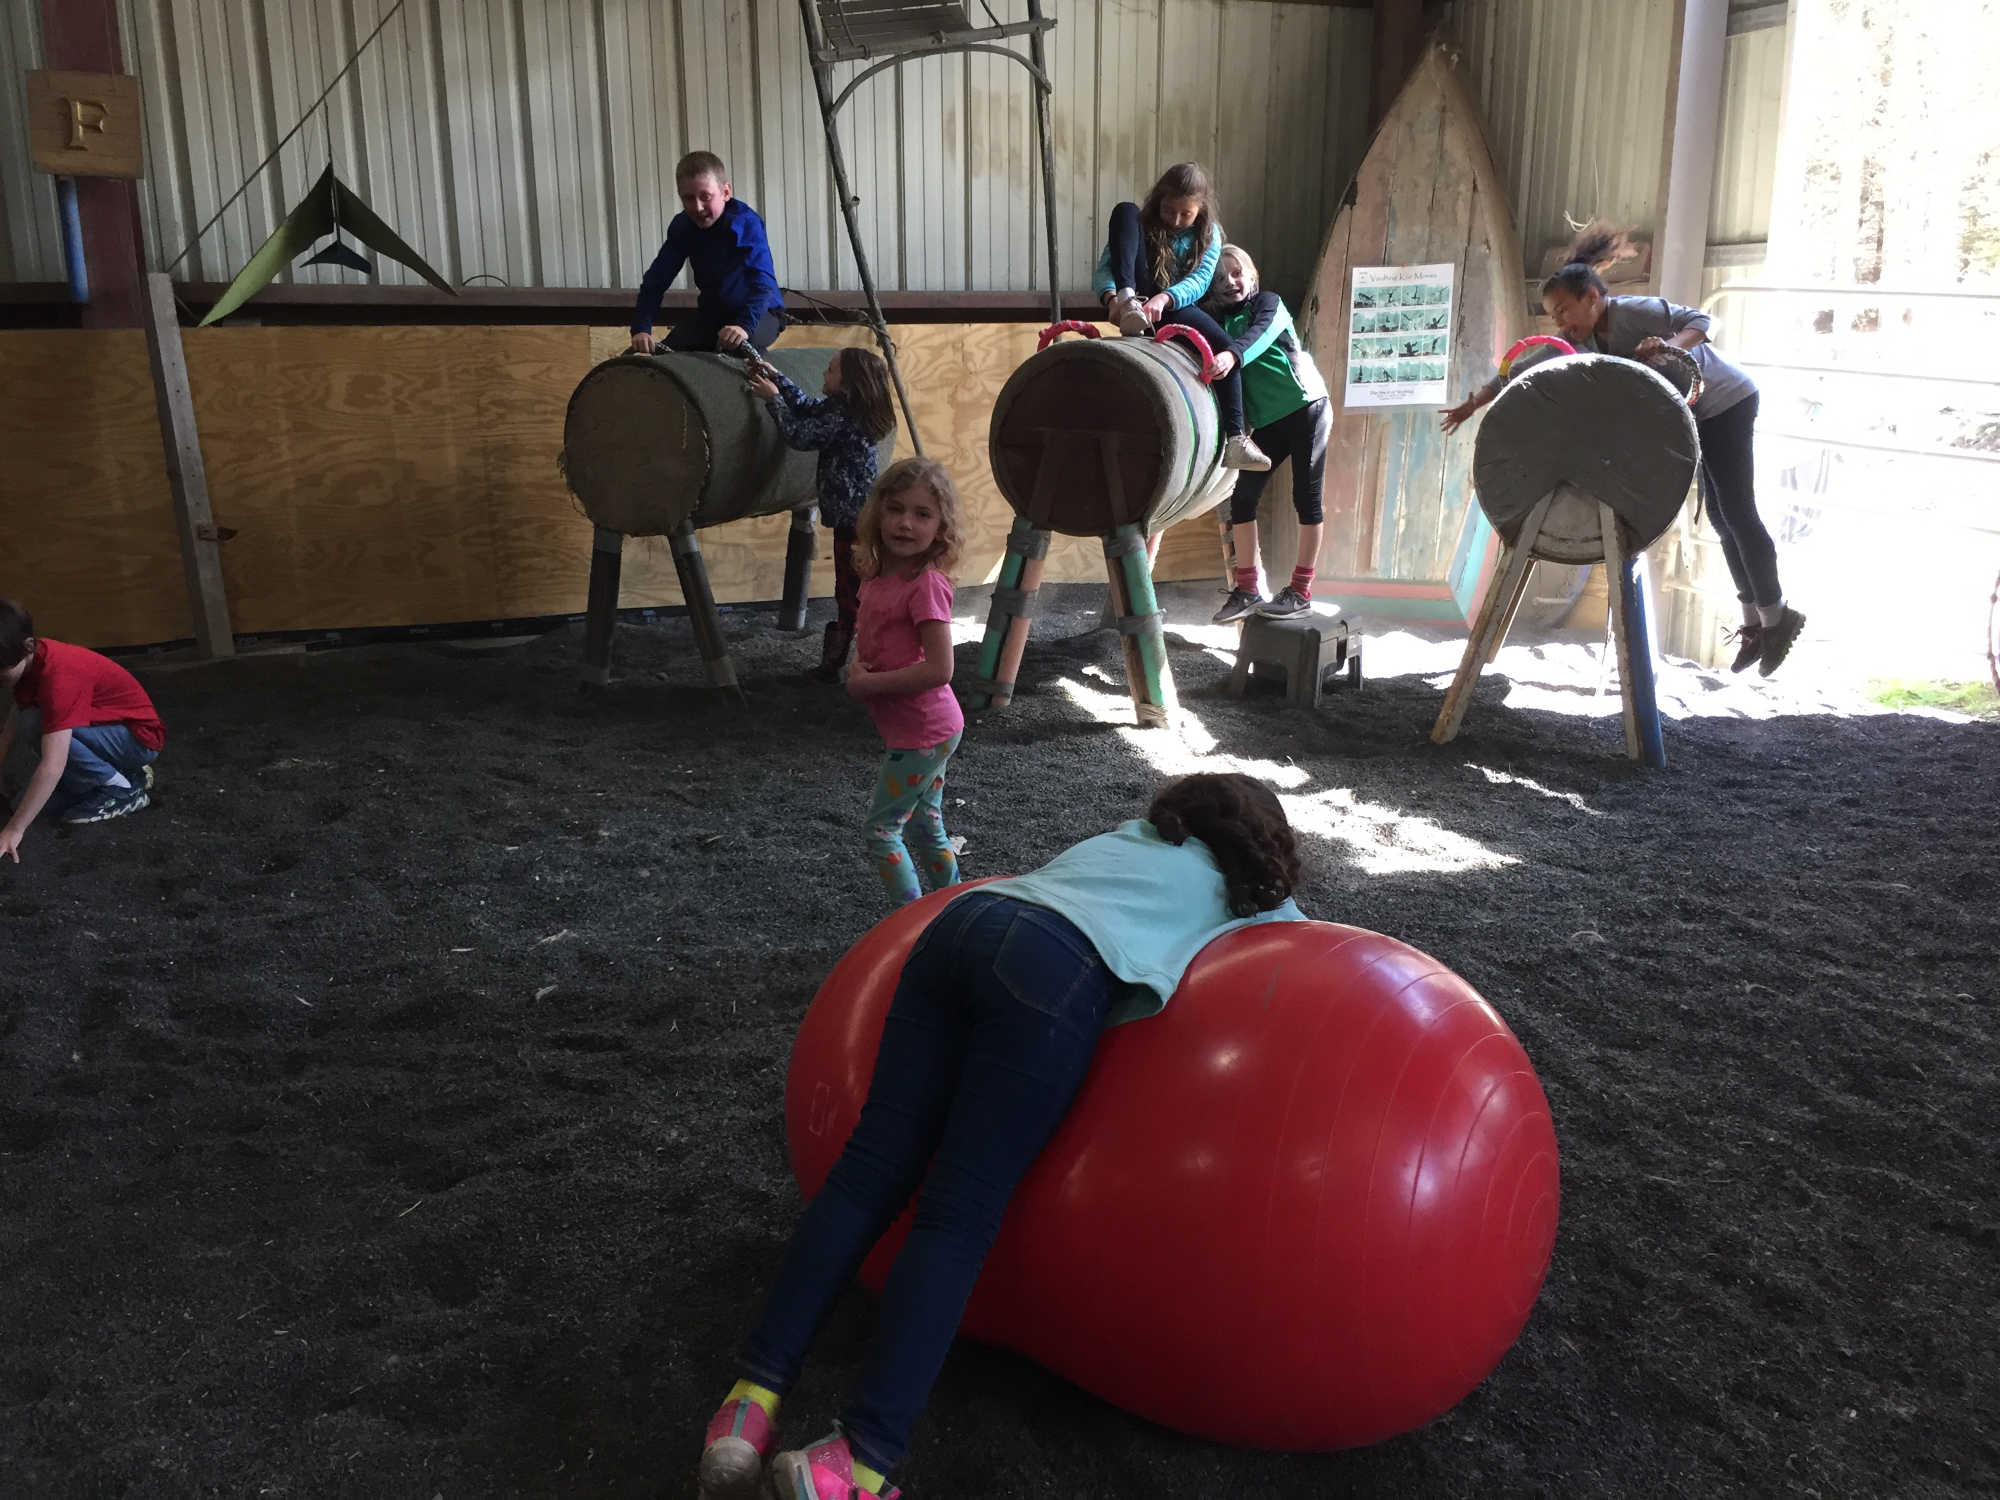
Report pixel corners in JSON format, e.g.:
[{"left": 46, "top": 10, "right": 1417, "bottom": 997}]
[{"left": 26, "top": 69, "right": 143, "bottom": 179}]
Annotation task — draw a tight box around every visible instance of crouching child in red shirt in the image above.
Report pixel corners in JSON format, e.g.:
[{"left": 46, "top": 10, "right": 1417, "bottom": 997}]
[{"left": 1, "top": 599, "right": 164, "bottom": 861}]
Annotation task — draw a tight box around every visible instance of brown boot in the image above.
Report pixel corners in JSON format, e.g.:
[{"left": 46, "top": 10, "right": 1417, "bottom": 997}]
[{"left": 809, "top": 622, "right": 853, "bottom": 683}]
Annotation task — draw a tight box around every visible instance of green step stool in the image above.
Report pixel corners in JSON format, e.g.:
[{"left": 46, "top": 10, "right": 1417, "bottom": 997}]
[{"left": 1226, "top": 607, "right": 1362, "bottom": 708}]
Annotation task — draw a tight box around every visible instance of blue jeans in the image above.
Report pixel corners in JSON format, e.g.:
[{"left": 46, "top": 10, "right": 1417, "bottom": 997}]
[
  {"left": 740, "top": 890, "right": 1117, "bottom": 1474},
  {"left": 1103, "top": 200, "right": 1244, "bottom": 433},
  {"left": 8, "top": 708, "right": 157, "bottom": 817}
]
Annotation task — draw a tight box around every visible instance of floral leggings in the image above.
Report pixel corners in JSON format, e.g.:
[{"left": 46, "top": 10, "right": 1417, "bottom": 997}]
[{"left": 865, "top": 733, "right": 961, "bottom": 903}]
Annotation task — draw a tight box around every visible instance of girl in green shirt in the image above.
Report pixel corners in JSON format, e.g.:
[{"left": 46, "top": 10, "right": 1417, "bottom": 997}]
[{"left": 1202, "top": 245, "right": 1334, "bottom": 623}]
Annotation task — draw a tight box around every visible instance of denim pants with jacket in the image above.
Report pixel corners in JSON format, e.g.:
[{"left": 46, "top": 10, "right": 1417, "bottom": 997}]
[{"left": 738, "top": 889, "right": 1118, "bottom": 1474}]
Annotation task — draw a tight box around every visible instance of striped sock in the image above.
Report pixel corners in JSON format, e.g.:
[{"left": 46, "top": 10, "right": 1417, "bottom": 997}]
[
  {"left": 1289, "top": 564, "right": 1315, "bottom": 599},
  {"left": 1234, "top": 565, "right": 1260, "bottom": 594}
]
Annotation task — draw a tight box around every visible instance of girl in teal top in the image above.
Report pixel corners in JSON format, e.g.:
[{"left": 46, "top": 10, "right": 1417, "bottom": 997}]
[
  {"left": 1091, "top": 163, "right": 1271, "bottom": 471},
  {"left": 1201, "top": 244, "right": 1335, "bottom": 624},
  {"left": 694, "top": 774, "right": 1305, "bottom": 1500}
]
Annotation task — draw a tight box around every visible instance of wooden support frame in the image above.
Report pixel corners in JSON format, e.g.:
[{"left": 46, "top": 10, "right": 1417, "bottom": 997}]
[
  {"left": 778, "top": 506, "right": 818, "bottom": 634},
  {"left": 1433, "top": 492, "right": 1666, "bottom": 765},
  {"left": 580, "top": 527, "right": 623, "bottom": 686},
  {"left": 140, "top": 273, "right": 234, "bottom": 658},
  {"left": 669, "top": 523, "right": 742, "bottom": 696}
]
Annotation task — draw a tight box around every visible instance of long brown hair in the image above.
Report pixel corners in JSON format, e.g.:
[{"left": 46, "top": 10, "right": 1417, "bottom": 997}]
[
  {"left": 1141, "top": 162, "right": 1222, "bottom": 290},
  {"left": 854, "top": 457, "right": 964, "bottom": 581},
  {"left": 1147, "top": 773, "right": 1302, "bottom": 917},
  {"left": 834, "top": 347, "right": 896, "bottom": 444}
]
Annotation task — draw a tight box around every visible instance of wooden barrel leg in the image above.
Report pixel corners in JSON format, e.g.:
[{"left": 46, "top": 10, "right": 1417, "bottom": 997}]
[
  {"left": 777, "top": 505, "right": 816, "bottom": 634},
  {"left": 1106, "top": 524, "right": 1172, "bottom": 728},
  {"left": 669, "top": 522, "right": 742, "bottom": 695},
  {"left": 970, "top": 519, "right": 1050, "bottom": 711},
  {"left": 1485, "top": 557, "right": 1537, "bottom": 665},
  {"left": 580, "top": 525, "right": 623, "bottom": 687},
  {"left": 1432, "top": 495, "right": 1552, "bottom": 744}
]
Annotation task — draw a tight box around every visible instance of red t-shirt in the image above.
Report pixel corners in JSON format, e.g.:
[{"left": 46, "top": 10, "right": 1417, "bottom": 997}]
[{"left": 11, "top": 638, "right": 166, "bottom": 750}]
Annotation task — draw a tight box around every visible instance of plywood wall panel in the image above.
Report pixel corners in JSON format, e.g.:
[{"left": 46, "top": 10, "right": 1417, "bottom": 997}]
[
  {"left": 5, "top": 322, "right": 1230, "bottom": 649},
  {"left": 0, "top": 332, "right": 189, "bottom": 648}
]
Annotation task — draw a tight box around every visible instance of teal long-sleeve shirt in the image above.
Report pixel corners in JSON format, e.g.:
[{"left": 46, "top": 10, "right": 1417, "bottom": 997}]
[
  {"left": 1091, "top": 222, "right": 1224, "bottom": 311},
  {"left": 975, "top": 818, "right": 1306, "bottom": 1027}
]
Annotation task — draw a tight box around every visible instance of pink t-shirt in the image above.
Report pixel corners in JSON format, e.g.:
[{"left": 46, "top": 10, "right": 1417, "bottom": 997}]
[{"left": 856, "top": 566, "right": 964, "bottom": 749}]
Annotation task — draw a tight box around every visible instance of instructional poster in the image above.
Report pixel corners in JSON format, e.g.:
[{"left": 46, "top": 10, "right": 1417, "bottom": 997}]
[{"left": 1344, "top": 263, "right": 1455, "bottom": 408}]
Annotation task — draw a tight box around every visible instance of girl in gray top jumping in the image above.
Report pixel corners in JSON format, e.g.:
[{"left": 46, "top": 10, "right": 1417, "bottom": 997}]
[{"left": 1441, "top": 223, "right": 1805, "bottom": 678}]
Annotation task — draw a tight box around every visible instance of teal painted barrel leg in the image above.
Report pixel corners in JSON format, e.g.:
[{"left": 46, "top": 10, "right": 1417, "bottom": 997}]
[
  {"left": 1105, "top": 523, "right": 1171, "bottom": 726},
  {"left": 970, "top": 517, "right": 1048, "bottom": 711}
]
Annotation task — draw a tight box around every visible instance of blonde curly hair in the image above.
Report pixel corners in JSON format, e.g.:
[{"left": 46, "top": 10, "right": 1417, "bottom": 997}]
[{"left": 853, "top": 457, "right": 964, "bottom": 581}]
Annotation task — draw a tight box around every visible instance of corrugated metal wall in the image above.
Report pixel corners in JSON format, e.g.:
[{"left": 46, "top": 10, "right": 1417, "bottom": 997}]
[
  {"left": 1707, "top": 21, "right": 1783, "bottom": 248},
  {"left": 1438, "top": 0, "right": 1677, "bottom": 270},
  {"left": 0, "top": 0, "right": 1373, "bottom": 304}
]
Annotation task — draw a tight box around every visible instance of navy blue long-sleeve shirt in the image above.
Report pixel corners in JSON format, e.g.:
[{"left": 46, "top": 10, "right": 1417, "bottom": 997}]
[
  {"left": 630, "top": 198, "right": 782, "bottom": 336},
  {"left": 764, "top": 371, "right": 881, "bottom": 530}
]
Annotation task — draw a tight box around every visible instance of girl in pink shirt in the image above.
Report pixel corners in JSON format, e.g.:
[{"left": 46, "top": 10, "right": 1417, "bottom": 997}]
[{"left": 844, "top": 458, "right": 966, "bottom": 905}]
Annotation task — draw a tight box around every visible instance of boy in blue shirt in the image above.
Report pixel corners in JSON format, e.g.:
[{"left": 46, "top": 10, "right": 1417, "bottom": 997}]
[{"left": 628, "top": 151, "right": 784, "bottom": 355}]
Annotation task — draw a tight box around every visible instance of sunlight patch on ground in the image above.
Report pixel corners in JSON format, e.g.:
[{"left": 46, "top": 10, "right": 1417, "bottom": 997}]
[
  {"left": 1054, "top": 675, "right": 1516, "bottom": 875},
  {"left": 1466, "top": 763, "right": 1604, "bottom": 816}
]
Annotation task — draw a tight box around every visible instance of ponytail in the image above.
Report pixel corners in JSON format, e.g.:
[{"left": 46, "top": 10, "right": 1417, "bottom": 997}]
[{"left": 1540, "top": 219, "right": 1635, "bottom": 300}]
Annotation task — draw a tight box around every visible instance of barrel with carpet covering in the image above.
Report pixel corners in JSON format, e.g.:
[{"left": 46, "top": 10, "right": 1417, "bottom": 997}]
[
  {"left": 562, "top": 347, "right": 891, "bottom": 536},
  {"left": 560, "top": 347, "right": 893, "bottom": 690},
  {"left": 1470, "top": 351, "right": 1697, "bottom": 565},
  {"left": 1434, "top": 351, "right": 1699, "bottom": 764}
]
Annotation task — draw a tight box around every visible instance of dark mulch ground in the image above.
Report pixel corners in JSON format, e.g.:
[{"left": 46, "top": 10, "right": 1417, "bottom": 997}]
[{"left": 2, "top": 582, "right": 1994, "bottom": 1499}]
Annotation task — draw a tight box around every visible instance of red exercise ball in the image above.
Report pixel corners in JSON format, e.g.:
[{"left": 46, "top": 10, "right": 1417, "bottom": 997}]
[{"left": 784, "top": 882, "right": 1560, "bottom": 1450}]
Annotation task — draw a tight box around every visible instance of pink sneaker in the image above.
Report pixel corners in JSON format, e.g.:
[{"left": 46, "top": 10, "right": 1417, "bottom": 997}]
[
  {"left": 768, "top": 1432, "right": 902, "bottom": 1500},
  {"left": 696, "top": 1395, "right": 777, "bottom": 1499}
]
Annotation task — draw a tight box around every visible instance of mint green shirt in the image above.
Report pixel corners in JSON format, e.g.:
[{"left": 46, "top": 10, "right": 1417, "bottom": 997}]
[{"left": 978, "top": 819, "right": 1306, "bottom": 1027}]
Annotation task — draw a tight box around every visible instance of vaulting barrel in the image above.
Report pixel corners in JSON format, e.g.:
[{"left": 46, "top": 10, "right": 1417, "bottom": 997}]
[
  {"left": 560, "top": 346, "right": 894, "bottom": 692},
  {"left": 974, "top": 332, "right": 1236, "bottom": 730},
  {"left": 1471, "top": 352, "right": 1697, "bottom": 564},
  {"left": 562, "top": 347, "right": 890, "bottom": 535},
  {"left": 1434, "top": 351, "right": 1701, "bottom": 766},
  {"left": 987, "top": 335, "right": 1236, "bottom": 536}
]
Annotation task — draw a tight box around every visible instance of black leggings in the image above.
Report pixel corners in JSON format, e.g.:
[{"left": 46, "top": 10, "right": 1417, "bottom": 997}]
[
  {"left": 1228, "top": 398, "right": 1330, "bottom": 526},
  {"left": 1696, "top": 391, "right": 1783, "bottom": 607},
  {"left": 1103, "top": 201, "right": 1243, "bottom": 434}
]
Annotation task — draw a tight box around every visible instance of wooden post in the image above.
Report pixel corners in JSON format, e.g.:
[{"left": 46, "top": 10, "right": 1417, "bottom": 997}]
[
  {"left": 778, "top": 506, "right": 816, "bottom": 633},
  {"left": 1484, "top": 556, "right": 1537, "bottom": 664},
  {"left": 1432, "top": 494, "right": 1550, "bottom": 744},
  {"left": 796, "top": 0, "right": 924, "bottom": 454},
  {"left": 580, "top": 526, "right": 623, "bottom": 686},
  {"left": 140, "top": 273, "right": 234, "bottom": 658},
  {"left": 669, "top": 523, "right": 741, "bottom": 695},
  {"left": 1027, "top": 0, "right": 1062, "bottom": 322},
  {"left": 38, "top": 0, "right": 145, "bottom": 327}
]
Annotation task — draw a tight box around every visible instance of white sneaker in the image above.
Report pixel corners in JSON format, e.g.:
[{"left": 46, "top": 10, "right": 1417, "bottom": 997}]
[
  {"left": 1223, "top": 434, "right": 1272, "bottom": 471},
  {"left": 1112, "top": 293, "right": 1152, "bottom": 337}
]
